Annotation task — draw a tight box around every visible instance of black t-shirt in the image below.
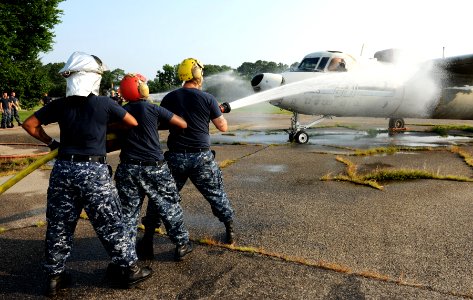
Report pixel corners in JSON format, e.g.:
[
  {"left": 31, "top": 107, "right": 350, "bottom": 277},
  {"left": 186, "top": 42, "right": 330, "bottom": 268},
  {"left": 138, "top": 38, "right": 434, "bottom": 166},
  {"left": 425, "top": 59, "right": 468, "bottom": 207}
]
[
  {"left": 35, "top": 94, "right": 127, "bottom": 156},
  {"left": 161, "top": 87, "right": 222, "bottom": 151},
  {"left": 9, "top": 97, "right": 18, "bottom": 109},
  {"left": 0, "top": 97, "right": 9, "bottom": 110},
  {"left": 119, "top": 100, "right": 173, "bottom": 161}
]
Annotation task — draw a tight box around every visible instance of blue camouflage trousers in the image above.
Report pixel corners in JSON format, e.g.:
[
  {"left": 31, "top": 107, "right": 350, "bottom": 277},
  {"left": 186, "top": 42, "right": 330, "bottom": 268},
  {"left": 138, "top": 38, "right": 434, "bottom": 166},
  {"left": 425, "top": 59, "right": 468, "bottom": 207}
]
[
  {"left": 10, "top": 107, "right": 20, "bottom": 124},
  {"left": 44, "top": 160, "right": 136, "bottom": 276},
  {"left": 1, "top": 109, "right": 10, "bottom": 127},
  {"left": 114, "top": 162, "right": 189, "bottom": 246},
  {"left": 143, "top": 150, "right": 234, "bottom": 228}
]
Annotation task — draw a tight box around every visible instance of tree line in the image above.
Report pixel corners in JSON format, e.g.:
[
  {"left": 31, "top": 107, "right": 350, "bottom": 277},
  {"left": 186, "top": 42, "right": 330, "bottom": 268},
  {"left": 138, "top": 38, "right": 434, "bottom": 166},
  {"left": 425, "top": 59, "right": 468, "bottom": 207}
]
[{"left": 0, "top": 1, "right": 296, "bottom": 109}]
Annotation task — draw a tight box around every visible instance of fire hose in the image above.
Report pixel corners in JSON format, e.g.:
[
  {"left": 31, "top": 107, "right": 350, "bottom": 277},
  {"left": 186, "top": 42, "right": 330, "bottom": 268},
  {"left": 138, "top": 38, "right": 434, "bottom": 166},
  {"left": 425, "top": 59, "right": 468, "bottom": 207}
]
[
  {"left": 0, "top": 133, "right": 119, "bottom": 196},
  {"left": 0, "top": 148, "right": 58, "bottom": 195}
]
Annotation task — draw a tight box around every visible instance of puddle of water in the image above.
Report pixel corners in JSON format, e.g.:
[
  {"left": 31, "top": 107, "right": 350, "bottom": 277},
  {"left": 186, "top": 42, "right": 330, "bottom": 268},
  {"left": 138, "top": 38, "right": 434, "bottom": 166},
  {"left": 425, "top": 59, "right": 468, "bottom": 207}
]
[
  {"left": 212, "top": 129, "right": 473, "bottom": 148},
  {"left": 262, "top": 165, "right": 287, "bottom": 173}
]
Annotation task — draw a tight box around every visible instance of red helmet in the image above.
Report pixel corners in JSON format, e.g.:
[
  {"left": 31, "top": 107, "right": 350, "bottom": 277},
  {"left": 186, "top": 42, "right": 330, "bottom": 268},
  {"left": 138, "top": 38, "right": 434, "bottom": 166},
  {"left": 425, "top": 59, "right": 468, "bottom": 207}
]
[{"left": 119, "top": 73, "right": 149, "bottom": 101}]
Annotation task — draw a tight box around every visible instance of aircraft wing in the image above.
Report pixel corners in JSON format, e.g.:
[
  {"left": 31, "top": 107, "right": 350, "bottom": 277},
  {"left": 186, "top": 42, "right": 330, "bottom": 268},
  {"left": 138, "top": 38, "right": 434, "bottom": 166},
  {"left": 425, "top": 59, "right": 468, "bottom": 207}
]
[{"left": 433, "top": 54, "right": 473, "bottom": 75}]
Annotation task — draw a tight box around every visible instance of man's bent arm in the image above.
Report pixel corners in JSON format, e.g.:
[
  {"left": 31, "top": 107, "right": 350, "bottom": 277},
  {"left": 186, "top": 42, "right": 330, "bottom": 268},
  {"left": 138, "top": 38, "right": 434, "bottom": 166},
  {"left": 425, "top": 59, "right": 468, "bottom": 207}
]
[
  {"left": 169, "top": 115, "right": 187, "bottom": 129},
  {"left": 211, "top": 115, "right": 228, "bottom": 132},
  {"left": 22, "top": 115, "right": 53, "bottom": 145},
  {"left": 122, "top": 112, "right": 138, "bottom": 127}
]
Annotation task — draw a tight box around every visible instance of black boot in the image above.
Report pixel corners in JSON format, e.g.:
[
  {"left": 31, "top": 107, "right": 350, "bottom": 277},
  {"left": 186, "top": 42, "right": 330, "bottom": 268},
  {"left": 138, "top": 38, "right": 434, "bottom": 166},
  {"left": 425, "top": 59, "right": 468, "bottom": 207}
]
[
  {"left": 174, "top": 241, "right": 193, "bottom": 261},
  {"left": 136, "top": 237, "right": 154, "bottom": 260},
  {"left": 224, "top": 220, "right": 235, "bottom": 244},
  {"left": 106, "top": 263, "right": 152, "bottom": 288},
  {"left": 124, "top": 264, "right": 152, "bottom": 288},
  {"left": 44, "top": 272, "right": 72, "bottom": 297}
]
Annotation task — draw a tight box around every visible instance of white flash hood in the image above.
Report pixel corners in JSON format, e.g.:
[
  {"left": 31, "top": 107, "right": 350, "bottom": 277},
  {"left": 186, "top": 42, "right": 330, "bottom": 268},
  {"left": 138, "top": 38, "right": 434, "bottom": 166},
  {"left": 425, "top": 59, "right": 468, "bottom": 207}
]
[{"left": 59, "top": 52, "right": 109, "bottom": 97}]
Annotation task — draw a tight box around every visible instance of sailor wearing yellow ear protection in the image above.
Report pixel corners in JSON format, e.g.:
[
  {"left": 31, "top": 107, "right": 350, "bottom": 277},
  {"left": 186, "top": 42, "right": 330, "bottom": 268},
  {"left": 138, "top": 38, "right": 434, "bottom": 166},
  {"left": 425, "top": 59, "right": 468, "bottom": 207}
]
[{"left": 137, "top": 58, "right": 236, "bottom": 258}]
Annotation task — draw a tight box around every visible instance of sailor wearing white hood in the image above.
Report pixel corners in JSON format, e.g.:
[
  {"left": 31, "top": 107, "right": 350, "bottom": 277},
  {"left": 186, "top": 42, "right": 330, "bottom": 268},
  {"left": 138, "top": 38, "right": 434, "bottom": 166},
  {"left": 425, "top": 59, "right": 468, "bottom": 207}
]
[{"left": 22, "top": 52, "right": 153, "bottom": 296}]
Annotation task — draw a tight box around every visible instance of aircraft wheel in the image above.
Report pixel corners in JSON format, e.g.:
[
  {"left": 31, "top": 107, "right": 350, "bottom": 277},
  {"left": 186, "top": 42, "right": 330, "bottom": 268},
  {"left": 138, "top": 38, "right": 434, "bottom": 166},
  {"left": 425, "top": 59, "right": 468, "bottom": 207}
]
[
  {"left": 295, "top": 131, "right": 309, "bottom": 144},
  {"left": 389, "top": 118, "right": 405, "bottom": 129}
]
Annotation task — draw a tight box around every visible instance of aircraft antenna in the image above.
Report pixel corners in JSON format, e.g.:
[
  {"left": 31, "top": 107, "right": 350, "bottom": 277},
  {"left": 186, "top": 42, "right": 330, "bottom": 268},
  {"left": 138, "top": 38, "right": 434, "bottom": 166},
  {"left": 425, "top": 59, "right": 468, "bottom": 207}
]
[
  {"left": 442, "top": 46, "right": 445, "bottom": 59},
  {"left": 360, "top": 44, "right": 365, "bottom": 56}
]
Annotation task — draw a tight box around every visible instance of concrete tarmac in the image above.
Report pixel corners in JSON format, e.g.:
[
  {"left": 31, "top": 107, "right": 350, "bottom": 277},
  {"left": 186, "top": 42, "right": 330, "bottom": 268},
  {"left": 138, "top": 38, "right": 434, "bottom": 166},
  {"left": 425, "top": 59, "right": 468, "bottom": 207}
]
[{"left": 2, "top": 109, "right": 473, "bottom": 299}]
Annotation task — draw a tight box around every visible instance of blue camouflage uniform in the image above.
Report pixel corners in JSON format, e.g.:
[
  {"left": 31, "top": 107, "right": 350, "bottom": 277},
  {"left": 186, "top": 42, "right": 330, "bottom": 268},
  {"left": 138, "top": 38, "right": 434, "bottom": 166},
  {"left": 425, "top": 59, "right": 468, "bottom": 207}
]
[
  {"left": 1, "top": 94, "right": 11, "bottom": 128},
  {"left": 143, "top": 87, "right": 234, "bottom": 229},
  {"left": 35, "top": 95, "right": 137, "bottom": 276},
  {"left": 114, "top": 100, "right": 189, "bottom": 246},
  {"left": 9, "top": 94, "right": 21, "bottom": 125},
  {"left": 164, "top": 150, "right": 233, "bottom": 222}
]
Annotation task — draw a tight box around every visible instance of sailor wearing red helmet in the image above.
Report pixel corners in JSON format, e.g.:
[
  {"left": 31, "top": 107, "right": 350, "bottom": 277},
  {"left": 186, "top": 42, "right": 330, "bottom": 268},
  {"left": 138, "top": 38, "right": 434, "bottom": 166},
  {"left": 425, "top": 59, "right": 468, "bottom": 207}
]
[{"left": 114, "top": 73, "right": 193, "bottom": 261}]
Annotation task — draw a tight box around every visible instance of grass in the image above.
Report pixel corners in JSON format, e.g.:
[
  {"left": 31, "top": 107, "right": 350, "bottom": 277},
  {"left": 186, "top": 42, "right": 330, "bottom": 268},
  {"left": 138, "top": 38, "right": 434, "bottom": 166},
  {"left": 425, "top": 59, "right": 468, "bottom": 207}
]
[
  {"left": 0, "top": 157, "right": 42, "bottom": 176},
  {"left": 450, "top": 146, "right": 473, "bottom": 167},
  {"left": 219, "top": 159, "right": 237, "bottom": 168},
  {"left": 322, "top": 146, "right": 473, "bottom": 190},
  {"left": 352, "top": 146, "right": 433, "bottom": 156},
  {"left": 429, "top": 124, "right": 473, "bottom": 136},
  {"left": 17, "top": 105, "right": 42, "bottom": 121}
]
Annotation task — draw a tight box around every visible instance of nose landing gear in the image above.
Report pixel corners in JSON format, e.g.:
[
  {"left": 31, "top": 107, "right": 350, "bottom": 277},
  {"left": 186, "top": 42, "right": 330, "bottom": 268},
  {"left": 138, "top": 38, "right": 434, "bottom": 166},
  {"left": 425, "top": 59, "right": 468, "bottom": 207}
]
[{"left": 286, "top": 112, "right": 330, "bottom": 144}]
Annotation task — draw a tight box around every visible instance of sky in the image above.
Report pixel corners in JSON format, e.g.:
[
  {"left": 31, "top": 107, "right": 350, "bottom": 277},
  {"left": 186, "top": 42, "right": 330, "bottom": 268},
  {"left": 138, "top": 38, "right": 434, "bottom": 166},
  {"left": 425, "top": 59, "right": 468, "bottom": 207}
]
[{"left": 40, "top": 0, "right": 473, "bottom": 81}]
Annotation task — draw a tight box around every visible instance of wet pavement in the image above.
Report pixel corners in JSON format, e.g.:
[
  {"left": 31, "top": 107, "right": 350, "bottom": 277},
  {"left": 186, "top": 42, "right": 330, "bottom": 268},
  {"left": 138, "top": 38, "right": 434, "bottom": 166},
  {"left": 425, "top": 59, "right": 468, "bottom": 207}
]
[{"left": 2, "top": 110, "right": 473, "bottom": 299}]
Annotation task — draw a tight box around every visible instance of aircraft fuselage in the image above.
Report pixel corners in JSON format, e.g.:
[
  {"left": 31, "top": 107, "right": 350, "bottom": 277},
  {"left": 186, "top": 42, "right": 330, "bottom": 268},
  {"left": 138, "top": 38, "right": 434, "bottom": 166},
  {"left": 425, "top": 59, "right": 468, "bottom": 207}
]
[{"left": 251, "top": 50, "right": 473, "bottom": 120}]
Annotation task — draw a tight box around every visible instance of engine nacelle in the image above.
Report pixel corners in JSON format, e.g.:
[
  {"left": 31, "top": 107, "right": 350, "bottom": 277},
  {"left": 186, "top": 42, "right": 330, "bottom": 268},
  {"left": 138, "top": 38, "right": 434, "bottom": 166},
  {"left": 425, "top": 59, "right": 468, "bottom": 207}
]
[{"left": 251, "top": 73, "right": 284, "bottom": 92}]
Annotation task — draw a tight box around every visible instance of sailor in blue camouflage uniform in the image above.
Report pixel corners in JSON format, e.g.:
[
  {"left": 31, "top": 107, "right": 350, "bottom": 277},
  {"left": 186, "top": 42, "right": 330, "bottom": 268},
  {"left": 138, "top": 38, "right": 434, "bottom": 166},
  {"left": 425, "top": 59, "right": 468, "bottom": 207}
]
[
  {"left": 9, "top": 91, "right": 22, "bottom": 126},
  {"left": 137, "top": 58, "right": 235, "bottom": 256},
  {"left": 22, "top": 52, "right": 152, "bottom": 297},
  {"left": 114, "top": 73, "right": 193, "bottom": 261},
  {"left": 0, "top": 91, "right": 11, "bottom": 129}
]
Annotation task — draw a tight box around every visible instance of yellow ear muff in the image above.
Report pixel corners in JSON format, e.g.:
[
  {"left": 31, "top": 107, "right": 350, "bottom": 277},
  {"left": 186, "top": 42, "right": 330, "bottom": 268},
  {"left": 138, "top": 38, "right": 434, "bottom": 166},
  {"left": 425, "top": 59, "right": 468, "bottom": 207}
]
[
  {"left": 138, "top": 80, "right": 149, "bottom": 99},
  {"left": 191, "top": 64, "right": 203, "bottom": 80}
]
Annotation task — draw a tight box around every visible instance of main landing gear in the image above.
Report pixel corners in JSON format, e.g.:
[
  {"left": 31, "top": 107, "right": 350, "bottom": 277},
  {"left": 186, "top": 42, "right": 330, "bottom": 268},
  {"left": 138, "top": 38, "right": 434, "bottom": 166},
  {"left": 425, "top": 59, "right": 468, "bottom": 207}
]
[
  {"left": 286, "top": 112, "right": 330, "bottom": 144},
  {"left": 388, "top": 118, "right": 406, "bottom": 136},
  {"left": 388, "top": 117, "right": 405, "bottom": 130}
]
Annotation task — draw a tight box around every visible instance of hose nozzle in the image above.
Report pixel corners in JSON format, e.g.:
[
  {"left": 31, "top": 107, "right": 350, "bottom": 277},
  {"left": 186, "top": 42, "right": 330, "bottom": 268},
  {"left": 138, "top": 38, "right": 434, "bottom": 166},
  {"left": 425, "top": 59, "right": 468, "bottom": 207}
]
[{"left": 219, "top": 102, "right": 231, "bottom": 113}]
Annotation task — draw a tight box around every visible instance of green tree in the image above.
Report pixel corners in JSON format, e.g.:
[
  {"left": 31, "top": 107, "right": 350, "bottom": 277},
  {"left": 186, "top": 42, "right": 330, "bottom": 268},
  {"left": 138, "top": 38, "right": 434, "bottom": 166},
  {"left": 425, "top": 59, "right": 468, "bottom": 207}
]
[
  {"left": 203, "top": 64, "right": 232, "bottom": 77},
  {"left": 0, "top": 0, "right": 64, "bottom": 108},
  {"left": 101, "top": 68, "right": 125, "bottom": 95},
  {"left": 236, "top": 60, "right": 289, "bottom": 79},
  {"left": 290, "top": 61, "right": 300, "bottom": 70},
  {"left": 148, "top": 64, "right": 180, "bottom": 93},
  {"left": 43, "top": 62, "right": 66, "bottom": 97},
  {"left": 148, "top": 63, "right": 235, "bottom": 93}
]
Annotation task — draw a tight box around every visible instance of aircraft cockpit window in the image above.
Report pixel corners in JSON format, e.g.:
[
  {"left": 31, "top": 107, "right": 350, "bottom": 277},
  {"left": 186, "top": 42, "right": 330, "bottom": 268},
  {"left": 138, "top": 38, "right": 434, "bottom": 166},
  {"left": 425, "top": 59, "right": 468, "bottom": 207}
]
[
  {"left": 297, "top": 57, "right": 320, "bottom": 71},
  {"left": 316, "top": 57, "right": 330, "bottom": 71}
]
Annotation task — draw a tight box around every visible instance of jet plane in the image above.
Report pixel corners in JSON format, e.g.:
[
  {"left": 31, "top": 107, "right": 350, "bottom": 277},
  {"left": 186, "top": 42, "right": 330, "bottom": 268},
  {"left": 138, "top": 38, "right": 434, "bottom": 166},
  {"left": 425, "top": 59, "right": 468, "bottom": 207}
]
[{"left": 228, "top": 49, "right": 473, "bottom": 143}]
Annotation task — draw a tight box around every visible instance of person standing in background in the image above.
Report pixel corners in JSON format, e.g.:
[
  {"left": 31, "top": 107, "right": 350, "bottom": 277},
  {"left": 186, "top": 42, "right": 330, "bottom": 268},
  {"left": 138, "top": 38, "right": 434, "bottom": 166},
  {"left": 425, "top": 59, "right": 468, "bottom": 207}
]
[
  {"left": 42, "top": 93, "right": 52, "bottom": 106},
  {"left": 9, "top": 91, "right": 22, "bottom": 126},
  {"left": 0, "top": 92, "right": 11, "bottom": 129}
]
